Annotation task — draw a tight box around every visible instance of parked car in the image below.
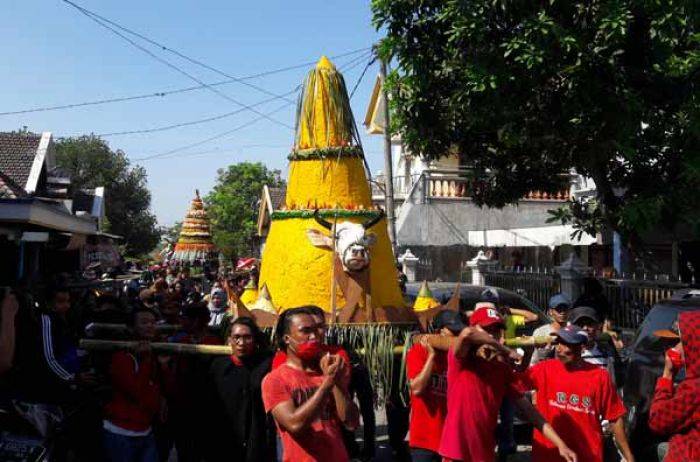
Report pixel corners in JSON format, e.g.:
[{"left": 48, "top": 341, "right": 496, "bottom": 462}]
[
  {"left": 404, "top": 282, "right": 550, "bottom": 334},
  {"left": 623, "top": 289, "right": 700, "bottom": 461}
]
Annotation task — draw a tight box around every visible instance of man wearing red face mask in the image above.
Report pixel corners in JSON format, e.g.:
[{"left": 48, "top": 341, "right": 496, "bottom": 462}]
[{"left": 262, "top": 306, "right": 359, "bottom": 462}]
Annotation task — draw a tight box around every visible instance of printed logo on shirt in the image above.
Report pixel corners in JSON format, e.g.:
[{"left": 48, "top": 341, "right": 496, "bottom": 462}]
[
  {"left": 549, "top": 391, "right": 595, "bottom": 415},
  {"left": 429, "top": 372, "right": 447, "bottom": 397}
]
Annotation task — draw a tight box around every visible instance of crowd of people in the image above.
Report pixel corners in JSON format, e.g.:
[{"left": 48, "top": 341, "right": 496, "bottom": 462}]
[
  {"left": 405, "top": 289, "right": 698, "bottom": 462},
  {"left": 0, "top": 267, "right": 698, "bottom": 462}
]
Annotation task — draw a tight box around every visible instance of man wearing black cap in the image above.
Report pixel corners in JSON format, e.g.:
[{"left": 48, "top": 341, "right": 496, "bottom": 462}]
[
  {"left": 568, "top": 306, "right": 621, "bottom": 385},
  {"left": 405, "top": 310, "right": 464, "bottom": 461},
  {"left": 519, "top": 325, "right": 634, "bottom": 462}
]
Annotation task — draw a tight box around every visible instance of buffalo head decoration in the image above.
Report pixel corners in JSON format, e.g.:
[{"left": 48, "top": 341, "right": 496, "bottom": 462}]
[{"left": 306, "top": 209, "right": 385, "bottom": 272}]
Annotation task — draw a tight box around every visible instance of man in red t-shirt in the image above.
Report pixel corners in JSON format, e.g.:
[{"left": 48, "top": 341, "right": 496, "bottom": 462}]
[
  {"left": 406, "top": 310, "right": 464, "bottom": 461},
  {"left": 519, "top": 324, "right": 634, "bottom": 462},
  {"left": 438, "top": 306, "right": 576, "bottom": 462},
  {"left": 262, "top": 306, "right": 359, "bottom": 462}
]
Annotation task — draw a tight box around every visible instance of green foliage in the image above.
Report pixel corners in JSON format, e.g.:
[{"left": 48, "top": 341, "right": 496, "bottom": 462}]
[
  {"left": 204, "top": 162, "right": 284, "bottom": 260},
  {"left": 55, "top": 135, "right": 160, "bottom": 257},
  {"left": 373, "top": 0, "right": 700, "bottom": 243},
  {"left": 160, "top": 222, "right": 182, "bottom": 247}
]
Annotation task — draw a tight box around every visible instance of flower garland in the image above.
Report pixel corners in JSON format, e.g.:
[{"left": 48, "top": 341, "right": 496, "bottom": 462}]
[
  {"left": 271, "top": 208, "right": 382, "bottom": 220},
  {"left": 287, "top": 145, "right": 363, "bottom": 161}
]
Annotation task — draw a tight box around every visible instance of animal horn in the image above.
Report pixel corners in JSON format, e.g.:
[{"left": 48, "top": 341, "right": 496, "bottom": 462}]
[
  {"left": 362, "top": 209, "right": 385, "bottom": 229},
  {"left": 313, "top": 210, "right": 333, "bottom": 230}
]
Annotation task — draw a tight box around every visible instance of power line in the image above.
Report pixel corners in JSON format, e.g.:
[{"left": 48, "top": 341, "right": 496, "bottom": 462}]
[
  {"left": 0, "top": 47, "right": 368, "bottom": 117},
  {"left": 95, "top": 87, "right": 299, "bottom": 137},
  {"left": 63, "top": 0, "right": 294, "bottom": 129},
  {"left": 337, "top": 51, "right": 373, "bottom": 75},
  {"left": 97, "top": 52, "right": 370, "bottom": 137},
  {"left": 133, "top": 144, "right": 290, "bottom": 162},
  {"left": 62, "top": 0, "right": 295, "bottom": 105},
  {"left": 130, "top": 50, "right": 374, "bottom": 162},
  {"left": 349, "top": 54, "right": 377, "bottom": 99},
  {"left": 133, "top": 101, "right": 293, "bottom": 162}
]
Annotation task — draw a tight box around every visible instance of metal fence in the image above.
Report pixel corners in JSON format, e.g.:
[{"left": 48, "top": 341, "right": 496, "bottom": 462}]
[
  {"left": 483, "top": 268, "right": 561, "bottom": 310},
  {"left": 481, "top": 268, "right": 691, "bottom": 329},
  {"left": 602, "top": 277, "right": 690, "bottom": 329},
  {"left": 416, "top": 256, "right": 434, "bottom": 282}
]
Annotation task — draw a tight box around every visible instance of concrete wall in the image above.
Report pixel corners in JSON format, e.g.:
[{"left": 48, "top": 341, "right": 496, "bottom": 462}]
[
  {"left": 401, "top": 244, "right": 591, "bottom": 282},
  {"left": 396, "top": 198, "right": 568, "bottom": 247}
]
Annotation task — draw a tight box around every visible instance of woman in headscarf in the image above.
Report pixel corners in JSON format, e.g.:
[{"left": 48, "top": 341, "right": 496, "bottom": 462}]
[{"left": 207, "top": 288, "right": 228, "bottom": 328}]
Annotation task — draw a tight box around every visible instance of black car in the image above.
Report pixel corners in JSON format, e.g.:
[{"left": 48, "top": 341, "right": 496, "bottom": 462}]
[
  {"left": 404, "top": 282, "right": 550, "bottom": 334},
  {"left": 623, "top": 289, "right": 700, "bottom": 461}
]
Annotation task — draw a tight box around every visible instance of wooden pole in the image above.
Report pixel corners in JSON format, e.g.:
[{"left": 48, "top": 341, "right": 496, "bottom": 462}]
[
  {"left": 330, "top": 218, "right": 338, "bottom": 324},
  {"left": 79, "top": 339, "right": 232, "bottom": 355},
  {"left": 84, "top": 323, "right": 181, "bottom": 336},
  {"left": 379, "top": 56, "right": 397, "bottom": 253}
]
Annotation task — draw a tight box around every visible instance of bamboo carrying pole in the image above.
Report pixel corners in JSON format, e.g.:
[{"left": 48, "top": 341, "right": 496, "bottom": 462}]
[
  {"left": 415, "top": 334, "right": 554, "bottom": 351},
  {"left": 79, "top": 339, "right": 232, "bottom": 355},
  {"left": 85, "top": 323, "right": 181, "bottom": 335},
  {"left": 80, "top": 335, "right": 552, "bottom": 357},
  {"left": 505, "top": 336, "right": 554, "bottom": 347}
]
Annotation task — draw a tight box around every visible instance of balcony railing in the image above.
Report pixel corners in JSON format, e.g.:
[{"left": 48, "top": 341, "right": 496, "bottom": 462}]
[
  {"left": 371, "top": 174, "right": 421, "bottom": 198},
  {"left": 372, "top": 169, "right": 571, "bottom": 202}
]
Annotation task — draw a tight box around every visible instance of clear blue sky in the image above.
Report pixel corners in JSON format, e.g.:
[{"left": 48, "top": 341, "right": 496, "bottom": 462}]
[{"left": 1, "top": 0, "right": 384, "bottom": 225}]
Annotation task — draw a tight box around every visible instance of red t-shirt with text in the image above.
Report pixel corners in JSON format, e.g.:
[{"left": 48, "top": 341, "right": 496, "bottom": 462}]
[
  {"left": 262, "top": 363, "right": 348, "bottom": 462},
  {"left": 406, "top": 343, "right": 447, "bottom": 453},
  {"left": 519, "top": 359, "right": 626, "bottom": 462}
]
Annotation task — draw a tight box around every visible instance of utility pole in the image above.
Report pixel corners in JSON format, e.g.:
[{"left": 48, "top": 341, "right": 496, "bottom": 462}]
[{"left": 379, "top": 56, "right": 397, "bottom": 253}]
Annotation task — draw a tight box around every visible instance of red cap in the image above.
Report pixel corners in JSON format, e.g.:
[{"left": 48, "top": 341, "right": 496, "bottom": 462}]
[{"left": 469, "top": 306, "right": 505, "bottom": 328}]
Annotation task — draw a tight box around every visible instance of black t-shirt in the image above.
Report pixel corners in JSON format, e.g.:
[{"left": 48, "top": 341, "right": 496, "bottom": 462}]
[{"left": 206, "top": 351, "right": 274, "bottom": 462}]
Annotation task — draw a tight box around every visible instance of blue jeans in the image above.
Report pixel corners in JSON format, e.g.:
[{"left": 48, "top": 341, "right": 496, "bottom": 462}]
[
  {"left": 103, "top": 429, "right": 158, "bottom": 462},
  {"left": 276, "top": 432, "right": 283, "bottom": 462},
  {"left": 410, "top": 447, "right": 441, "bottom": 461},
  {"left": 497, "top": 397, "right": 516, "bottom": 456}
]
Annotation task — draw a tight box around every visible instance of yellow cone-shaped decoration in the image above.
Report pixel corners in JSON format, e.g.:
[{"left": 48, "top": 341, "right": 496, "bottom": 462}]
[
  {"left": 240, "top": 279, "right": 259, "bottom": 305},
  {"left": 413, "top": 281, "right": 441, "bottom": 312},
  {"left": 258, "top": 56, "right": 404, "bottom": 316}
]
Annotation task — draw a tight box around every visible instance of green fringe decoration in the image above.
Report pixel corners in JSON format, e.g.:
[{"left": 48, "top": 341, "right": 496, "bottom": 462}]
[
  {"left": 294, "top": 61, "right": 359, "bottom": 149},
  {"left": 326, "top": 323, "right": 416, "bottom": 408},
  {"left": 288, "top": 146, "right": 363, "bottom": 161},
  {"left": 261, "top": 323, "right": 417, "bottom": 408},
  {"left": 271, "top": 209, "right": 381, "bottom": 220}
]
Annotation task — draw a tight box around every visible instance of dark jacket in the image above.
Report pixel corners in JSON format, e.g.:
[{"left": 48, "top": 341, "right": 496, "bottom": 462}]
[
  {"left": 10, "top": 310, "right": 79, "bottom": 402},
  {"left": 206, "top": 352, "right": 274, "bottom": 462}
]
